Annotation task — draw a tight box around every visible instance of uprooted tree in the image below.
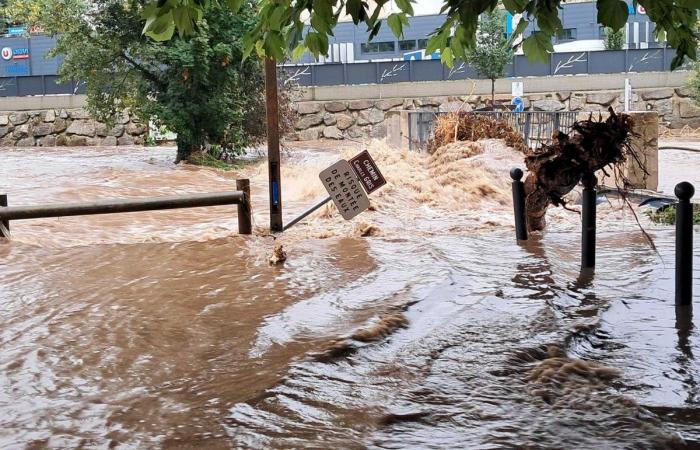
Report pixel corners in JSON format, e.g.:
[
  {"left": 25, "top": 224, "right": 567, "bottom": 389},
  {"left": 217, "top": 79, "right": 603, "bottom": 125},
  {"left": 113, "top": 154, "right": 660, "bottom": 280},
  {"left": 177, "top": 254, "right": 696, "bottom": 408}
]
[
  {"left": 428, "top": 109, "right": 643, "bottom": 233},
  {"left": 4, "top": 0, "right": 293, "bottom": 163},
  {"left": 523, "top": 109, "right": 640, "bottom": 231}
]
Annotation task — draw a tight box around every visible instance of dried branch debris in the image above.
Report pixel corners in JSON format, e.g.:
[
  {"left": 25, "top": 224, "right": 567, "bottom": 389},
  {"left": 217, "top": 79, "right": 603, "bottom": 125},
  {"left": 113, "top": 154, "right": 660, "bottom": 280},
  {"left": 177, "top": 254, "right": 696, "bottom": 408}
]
[{"left": 428, "top": 112, "right": 527, "bottom": 154}]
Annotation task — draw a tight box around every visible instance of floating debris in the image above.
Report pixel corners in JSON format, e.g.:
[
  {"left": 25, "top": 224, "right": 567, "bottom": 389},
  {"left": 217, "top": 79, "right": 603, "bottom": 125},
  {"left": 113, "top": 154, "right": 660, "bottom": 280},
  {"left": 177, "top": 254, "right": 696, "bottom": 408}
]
[{"left": 268, "top": 243, "right": 287, "bottom": 265}]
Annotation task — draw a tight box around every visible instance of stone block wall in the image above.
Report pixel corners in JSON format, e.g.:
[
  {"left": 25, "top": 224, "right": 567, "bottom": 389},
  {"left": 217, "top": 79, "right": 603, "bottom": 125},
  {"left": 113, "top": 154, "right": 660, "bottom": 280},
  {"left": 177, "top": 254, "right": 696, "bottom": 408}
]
[
  {"left": 0, "top": 109, "right": 148, "bottom": 147},
  {"left": 292, "top": 87, "right": 699, "bottom": 141}
]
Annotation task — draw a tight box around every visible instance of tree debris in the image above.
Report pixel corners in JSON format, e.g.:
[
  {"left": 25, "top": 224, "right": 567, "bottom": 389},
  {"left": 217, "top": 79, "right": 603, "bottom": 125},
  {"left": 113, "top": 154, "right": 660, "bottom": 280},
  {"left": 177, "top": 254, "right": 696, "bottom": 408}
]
[{"left": 523, "top": 109, "right": 641, "bottom": 231}]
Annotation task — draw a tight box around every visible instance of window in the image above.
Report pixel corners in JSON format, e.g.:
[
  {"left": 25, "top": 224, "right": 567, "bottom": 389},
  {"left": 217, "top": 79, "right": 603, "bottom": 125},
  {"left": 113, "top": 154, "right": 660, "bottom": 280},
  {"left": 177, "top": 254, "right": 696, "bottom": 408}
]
[
  {"left": 417, "top": 39, "right": 429, "bottom": 49},
  {"left": 361, "top": 41, "right": 396, "bottom": 53},
  {"left": 557, "top": 28, "right": 577, "bottom": 41},
  {"left": 399, "top": 39, "right": 417, "bottom": 51}
]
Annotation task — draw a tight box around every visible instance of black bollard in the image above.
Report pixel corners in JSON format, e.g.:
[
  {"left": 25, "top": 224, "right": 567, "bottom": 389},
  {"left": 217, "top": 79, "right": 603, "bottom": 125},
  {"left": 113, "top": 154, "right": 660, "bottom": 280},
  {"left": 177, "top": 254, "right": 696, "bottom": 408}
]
[
  {"left": 675, "top": 181, "right": 695, "bottom": 306},
  {"left": 581, "top": 173, "right": 597, "bottom": 269},
  {"left": 0, "top": 194, "right": 8, "bottom": 238},
  {"left": 510, "top": 168, "right": 528, "bottom": 241}
]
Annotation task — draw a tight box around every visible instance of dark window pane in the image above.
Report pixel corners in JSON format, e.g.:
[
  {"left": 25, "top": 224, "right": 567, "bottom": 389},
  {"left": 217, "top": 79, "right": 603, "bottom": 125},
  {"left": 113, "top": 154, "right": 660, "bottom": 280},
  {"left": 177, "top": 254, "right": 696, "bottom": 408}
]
[
  {"left": 557, "top": 28, "right": 576, "bottom": 41},
  {"left": 361, "top": 41, "right": 396, "bottom": 53},
  {"left": 399, "top": 39, "right": 416, "bottom": 50},
  {"left": 417, "top": 39, "right": 428, "bottom": 49}
]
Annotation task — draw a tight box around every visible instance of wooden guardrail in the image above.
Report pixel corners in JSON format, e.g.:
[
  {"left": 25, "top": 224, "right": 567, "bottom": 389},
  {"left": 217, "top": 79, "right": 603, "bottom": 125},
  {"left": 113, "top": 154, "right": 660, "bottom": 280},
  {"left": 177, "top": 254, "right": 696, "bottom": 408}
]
[{"left": 0, "top": 179, "right": 252, "bottom": 238}]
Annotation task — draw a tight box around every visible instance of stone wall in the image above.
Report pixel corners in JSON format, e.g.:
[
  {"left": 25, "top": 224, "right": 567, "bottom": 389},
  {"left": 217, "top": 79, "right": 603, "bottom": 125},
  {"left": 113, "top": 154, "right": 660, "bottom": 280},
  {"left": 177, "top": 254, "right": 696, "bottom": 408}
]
[
  {"left": 0, "top": 109, "right": 148, "bottom": 147},
  {"left": 291, "top": 87, "right": 699, "bottom": 141}
]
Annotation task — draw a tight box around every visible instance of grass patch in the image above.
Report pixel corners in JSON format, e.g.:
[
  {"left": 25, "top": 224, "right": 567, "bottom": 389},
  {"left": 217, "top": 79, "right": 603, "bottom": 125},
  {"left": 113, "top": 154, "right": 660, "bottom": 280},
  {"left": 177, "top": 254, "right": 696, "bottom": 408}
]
[
  {"left": 187, "top": 151, "right": 235, "bottom": 170},
  {"left": 646, "top": 205, "right": 700, "bottom": 225}
]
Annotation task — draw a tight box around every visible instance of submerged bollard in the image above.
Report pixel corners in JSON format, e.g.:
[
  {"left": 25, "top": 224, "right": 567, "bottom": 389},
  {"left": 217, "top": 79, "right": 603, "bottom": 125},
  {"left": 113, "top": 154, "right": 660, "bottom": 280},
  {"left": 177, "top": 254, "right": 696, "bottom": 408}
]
[
  {"left": 0, "top": 194, "right": 8, "bottom": 238},
  {"left": 236, "top": 179, "right": 252, "bottom": 235},
  {"left": 675, "top": 182, "right": 695, "bottom": 306},
  {"left": 510, "top": 168, "right": 528, "bottom": 241},
  {"left": 581, "top": 173, "right": 597, "bottom": 269}
]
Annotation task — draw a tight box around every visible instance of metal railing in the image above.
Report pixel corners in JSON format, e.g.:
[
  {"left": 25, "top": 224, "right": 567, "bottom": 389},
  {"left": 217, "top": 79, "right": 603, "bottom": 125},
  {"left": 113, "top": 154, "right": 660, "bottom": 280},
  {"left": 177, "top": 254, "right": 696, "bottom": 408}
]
[
  {"left": 407, "top": 111, "right": 579, "bottom": 151},
  {"left": 0, "top": 180, "right": 252, "bottom": 239}
]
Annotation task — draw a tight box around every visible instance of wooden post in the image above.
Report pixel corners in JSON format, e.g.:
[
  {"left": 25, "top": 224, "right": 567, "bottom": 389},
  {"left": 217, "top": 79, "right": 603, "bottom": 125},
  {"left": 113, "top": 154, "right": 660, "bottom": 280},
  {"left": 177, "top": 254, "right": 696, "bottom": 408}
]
[
  {"left": 236, "top": 179, "right": 252, "bottom": 235},
  {"left": 265, "top": 58, "right": 283, "bottom": 232}
]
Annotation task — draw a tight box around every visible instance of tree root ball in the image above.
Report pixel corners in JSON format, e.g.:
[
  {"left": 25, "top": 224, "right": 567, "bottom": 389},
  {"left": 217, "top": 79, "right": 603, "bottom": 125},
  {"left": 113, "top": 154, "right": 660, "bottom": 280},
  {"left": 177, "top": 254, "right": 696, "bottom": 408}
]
[{"left": 523, "top": 108, "right": 642, "bottom": 231}]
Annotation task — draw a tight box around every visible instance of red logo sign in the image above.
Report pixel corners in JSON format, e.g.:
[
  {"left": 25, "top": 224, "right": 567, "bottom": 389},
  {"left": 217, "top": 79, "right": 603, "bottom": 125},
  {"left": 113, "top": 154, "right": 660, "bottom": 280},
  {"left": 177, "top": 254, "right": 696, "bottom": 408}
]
[
  {"left": 1, "top": 48, "right": 12, "bottom": 61},
  {"left": 348, "top": 150, "right": 387, "bottom": 195}
]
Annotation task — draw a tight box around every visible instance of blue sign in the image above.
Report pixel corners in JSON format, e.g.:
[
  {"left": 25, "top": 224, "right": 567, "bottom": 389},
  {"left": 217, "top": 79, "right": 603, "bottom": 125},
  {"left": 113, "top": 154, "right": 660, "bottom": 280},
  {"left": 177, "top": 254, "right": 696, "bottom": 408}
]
[
  {"left": 6, "top": 65, "right": 29, "bottom": 75},
  {"left": 12, "top": 48, "right": 29, "bottom": 59},
  {"left": 512, "top": 96, "right": 524, "bottom": 112},
  {"left": 6, "top": 26, "right": 27, "bottom": 36},
  {"left": 403, "top": 50, "right": 423, "bottom": 61}
]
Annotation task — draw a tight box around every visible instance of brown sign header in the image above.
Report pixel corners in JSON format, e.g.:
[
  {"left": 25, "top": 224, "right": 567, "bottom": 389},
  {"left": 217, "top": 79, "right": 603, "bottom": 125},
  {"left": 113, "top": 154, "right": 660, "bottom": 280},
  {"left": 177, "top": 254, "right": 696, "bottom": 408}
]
[{"left": 348, "top": 150, "right": 387, "bottom": 195}]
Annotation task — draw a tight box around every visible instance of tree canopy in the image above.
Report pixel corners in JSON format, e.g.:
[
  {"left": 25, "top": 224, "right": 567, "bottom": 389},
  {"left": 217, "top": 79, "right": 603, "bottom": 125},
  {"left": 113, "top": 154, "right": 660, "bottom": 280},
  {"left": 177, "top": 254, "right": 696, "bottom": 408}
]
[
  {"left": 5, "top": 0, "right": 275, "bottom": 163},
  {"left": 139, "top": 0, "right": 698, "bottom": 69},
  {"left": 466, "top": 9, "right": 513, "bottom": 105}
]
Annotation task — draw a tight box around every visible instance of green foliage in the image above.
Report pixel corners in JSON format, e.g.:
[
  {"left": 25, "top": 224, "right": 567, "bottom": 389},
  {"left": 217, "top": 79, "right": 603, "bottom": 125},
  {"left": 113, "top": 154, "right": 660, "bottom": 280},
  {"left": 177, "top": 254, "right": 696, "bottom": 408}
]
[
  {"left": 465, "top": 9, "right": 513, "bottom": 103},
  {"left": 603, "top": 27, "right": 625, "bottom": 50},
  {"left": 140, "top": 0, "right": 698, "bottom": 69},
  {"left": 689, "top": 61, "right": 700, "bottom": 105},
  {"left": 14, "top": 0, "right": 274, "bottom": 163},
  {"left": 646, "top": 206, "right": 700, "bottom": 225}
]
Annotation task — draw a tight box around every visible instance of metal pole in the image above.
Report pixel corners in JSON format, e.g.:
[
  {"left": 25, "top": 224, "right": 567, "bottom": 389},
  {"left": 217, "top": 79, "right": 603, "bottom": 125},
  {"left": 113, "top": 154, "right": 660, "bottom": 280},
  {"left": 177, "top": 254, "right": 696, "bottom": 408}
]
[
  {"left": 236, "top": 179, "right": 252, "bottom": 235},
  {"left": 0, "top": 194, "right": 9, "bottom": 239},
  {"left": 283, "top": 196, "right": 332, "bottom": 231},
  {"left": 265, "top": 58, "right": 283, "bottom": 232},
  {"left": 581, "top": 173, "right": 597, "bottom": 269},
  {"left": 510, "top": 168, "right": 528, "bottom": 241},
  {"left": 675, "top": 181, "right": 695, "bottom": 306}
]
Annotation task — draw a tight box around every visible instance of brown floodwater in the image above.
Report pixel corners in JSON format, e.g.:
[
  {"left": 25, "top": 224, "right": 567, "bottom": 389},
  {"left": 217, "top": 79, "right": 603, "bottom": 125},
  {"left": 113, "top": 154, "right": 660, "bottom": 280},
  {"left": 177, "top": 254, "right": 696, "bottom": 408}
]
[{"left": 0, "top": 144, "right": 699, "bottom": 449}]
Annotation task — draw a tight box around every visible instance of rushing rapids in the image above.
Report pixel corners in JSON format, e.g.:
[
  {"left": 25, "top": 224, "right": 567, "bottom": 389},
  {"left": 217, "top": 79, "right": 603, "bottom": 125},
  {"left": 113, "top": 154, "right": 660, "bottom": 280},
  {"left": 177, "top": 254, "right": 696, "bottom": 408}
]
[{"left": 0, "top": 142, "right": 698, "bottom": 449}]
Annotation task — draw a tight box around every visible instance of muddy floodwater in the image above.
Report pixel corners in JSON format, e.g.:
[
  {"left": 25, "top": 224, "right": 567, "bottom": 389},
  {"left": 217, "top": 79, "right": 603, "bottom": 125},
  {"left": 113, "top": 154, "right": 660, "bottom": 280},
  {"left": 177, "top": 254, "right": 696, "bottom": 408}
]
[{"left": 1, "top": 144, "right": 699, "bottom": 449}]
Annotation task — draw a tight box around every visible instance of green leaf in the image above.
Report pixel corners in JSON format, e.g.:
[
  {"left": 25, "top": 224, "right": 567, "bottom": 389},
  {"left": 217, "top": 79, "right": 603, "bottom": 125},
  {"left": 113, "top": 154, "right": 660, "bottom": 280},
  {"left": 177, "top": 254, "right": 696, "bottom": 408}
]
[
  {"left": 226, "top": 0, "right": 245, "bottom": 14},
  {"left": 291, "top": 43, "right": 307, "bottom": 60},
  {"left": 394, "top": 0, "right": 414, "bottom": 16},
  {"left": 387, "top": 14, "right": 403, "bottom": 38},
  {"left": 522, "top": 32, "right": 552, "bottom": 63},
  {"left": 440, "top": 47, "right": 454, "bottom": 66},
  {"left": 597, "top": 0, "right": 629, "bottom": 31},
  {"left": 513, "top": 18, "right": 529, "bottom": 36},
  {"left": 144, "top": 10, "right": 175, "bottom": 41},
  {"left": 264, "top": 31, "right": 285, "bottom": 60},
  {"left": 502, "top": 0, "right": 528, "bottom": 13}
]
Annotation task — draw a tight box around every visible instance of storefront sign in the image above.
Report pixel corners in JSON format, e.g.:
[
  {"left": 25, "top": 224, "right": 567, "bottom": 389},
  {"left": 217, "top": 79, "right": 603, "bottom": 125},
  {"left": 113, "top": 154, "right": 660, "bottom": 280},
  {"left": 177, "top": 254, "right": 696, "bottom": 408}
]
[{"left": 1, "top": 47, "right": 29, "bottom": 61}]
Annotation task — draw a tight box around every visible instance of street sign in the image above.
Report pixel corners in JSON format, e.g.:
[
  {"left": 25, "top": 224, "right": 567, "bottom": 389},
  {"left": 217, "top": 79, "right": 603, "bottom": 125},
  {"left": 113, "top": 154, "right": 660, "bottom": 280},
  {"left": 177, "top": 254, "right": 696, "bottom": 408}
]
[
  {"left": 512, "top": 96, "right": 524, "bottom": 112},
  {"left": 349, "top": 150, "right": 387, "bottom": 195},
  {"left": 319, "top": 160, "right": 370, "bottom": 220},
  {"left": 511, "top": 81, "right": 524, "bottom": 97}
]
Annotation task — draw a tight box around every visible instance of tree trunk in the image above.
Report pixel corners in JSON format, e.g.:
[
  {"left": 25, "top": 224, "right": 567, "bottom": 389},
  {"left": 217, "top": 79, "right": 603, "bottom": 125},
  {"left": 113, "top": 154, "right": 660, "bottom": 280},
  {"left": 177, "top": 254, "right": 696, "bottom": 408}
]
[
  {"left": 175, "top": 140, "right": 193, "bottom": 164},
  {"left": 491, "top": 79, "right": 495, "bottom": 108}
]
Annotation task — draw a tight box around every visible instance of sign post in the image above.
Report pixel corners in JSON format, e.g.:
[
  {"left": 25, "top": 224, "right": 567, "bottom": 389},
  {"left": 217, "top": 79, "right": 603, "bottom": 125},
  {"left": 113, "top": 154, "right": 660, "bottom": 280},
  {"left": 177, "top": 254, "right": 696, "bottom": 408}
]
[
  {"left": 265, "top": 57, "right": 283, "bottom": 232},
  {"left": 283, "top": 150, "right": 386, "bottom": 230},
  {"left": 319, "top": 160, "right": 370, "bottom": 220}
]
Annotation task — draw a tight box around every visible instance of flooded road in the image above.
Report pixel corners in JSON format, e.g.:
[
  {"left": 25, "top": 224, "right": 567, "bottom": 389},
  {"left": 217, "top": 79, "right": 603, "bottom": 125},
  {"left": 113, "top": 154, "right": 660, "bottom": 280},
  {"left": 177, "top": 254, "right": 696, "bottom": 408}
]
[{"left": 0, "top": 144, "right": 699, "bottom": 449}]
